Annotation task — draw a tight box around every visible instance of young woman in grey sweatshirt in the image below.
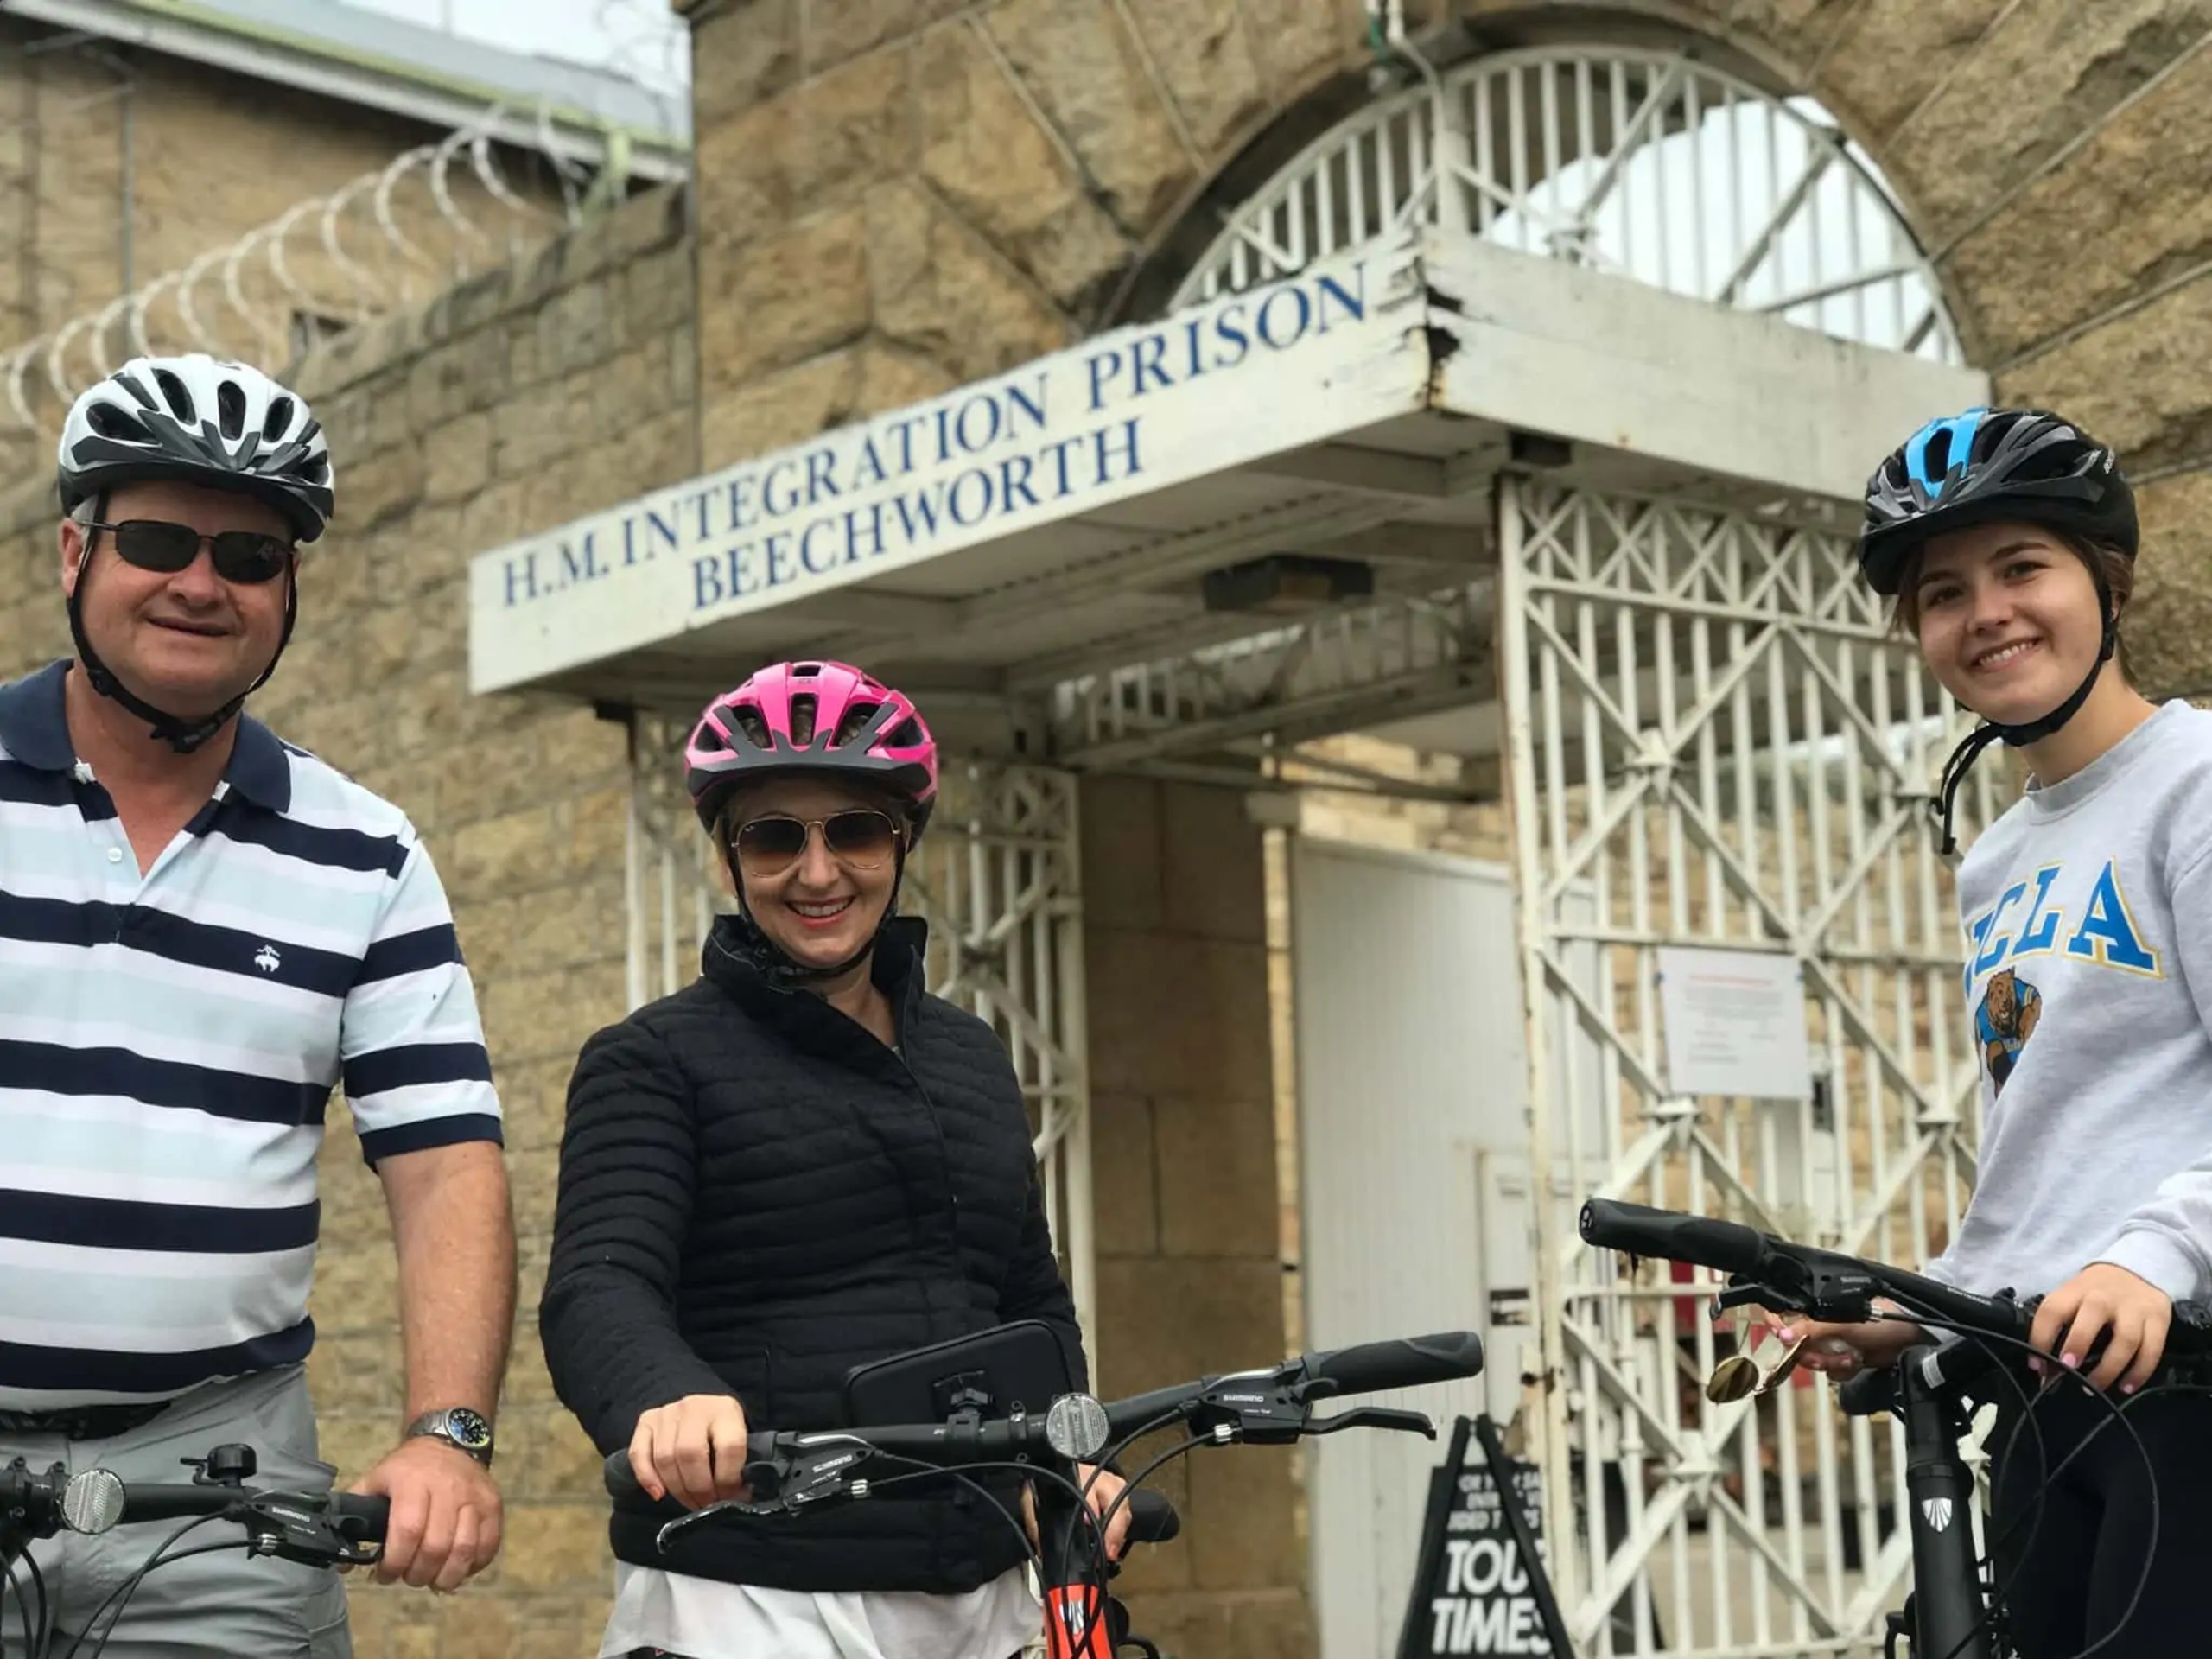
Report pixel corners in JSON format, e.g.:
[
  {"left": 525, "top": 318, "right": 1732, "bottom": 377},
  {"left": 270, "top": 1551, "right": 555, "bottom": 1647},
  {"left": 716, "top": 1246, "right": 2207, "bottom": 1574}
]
[{"left": 1770, "top": 407, "right": 2212, "bottom": 1654}]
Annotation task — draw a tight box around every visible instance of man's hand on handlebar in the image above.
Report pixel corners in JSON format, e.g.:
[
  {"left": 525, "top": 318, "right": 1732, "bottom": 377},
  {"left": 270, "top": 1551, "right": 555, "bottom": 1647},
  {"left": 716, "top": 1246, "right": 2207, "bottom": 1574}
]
[
  {"left": 350, "top": 1434, "right": 502, "bottom": 1592},
  {"left": 629, "top": 1393, "right": 751, "bottom": 1510},
  {"left": 2029, "top": 1262, "right": 2173, "bottom": 1394}
]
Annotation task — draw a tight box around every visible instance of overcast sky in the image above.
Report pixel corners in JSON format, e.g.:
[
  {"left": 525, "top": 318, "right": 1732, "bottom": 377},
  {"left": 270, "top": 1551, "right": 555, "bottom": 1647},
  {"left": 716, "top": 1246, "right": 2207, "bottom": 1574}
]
[{"left": 349, "top": 0, "right": 690, "bottom": 96}]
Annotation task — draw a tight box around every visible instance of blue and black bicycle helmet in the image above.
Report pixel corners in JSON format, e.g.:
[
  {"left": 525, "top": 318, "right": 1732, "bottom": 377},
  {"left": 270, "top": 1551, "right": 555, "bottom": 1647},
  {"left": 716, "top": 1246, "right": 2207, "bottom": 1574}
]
[
  {"left": 1859, "top": 406, "right": 2136, "bottom": 595},
  {"left": 1859, "top": 407, "right": 2140, "bottom": 855}
]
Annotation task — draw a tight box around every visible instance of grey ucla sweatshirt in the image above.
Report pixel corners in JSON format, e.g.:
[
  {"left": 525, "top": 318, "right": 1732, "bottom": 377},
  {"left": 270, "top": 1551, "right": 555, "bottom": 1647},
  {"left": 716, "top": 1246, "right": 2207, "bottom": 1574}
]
[{"left": 1929, "top": 699, "right": 2212, "bottom": 1302}]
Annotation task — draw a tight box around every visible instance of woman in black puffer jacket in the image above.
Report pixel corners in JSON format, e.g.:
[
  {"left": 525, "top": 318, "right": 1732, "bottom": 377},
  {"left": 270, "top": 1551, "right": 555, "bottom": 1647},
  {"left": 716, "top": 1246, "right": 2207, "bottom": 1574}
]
[{"left": 539, "top": 660, "right": 1126, "bottom": 1659}]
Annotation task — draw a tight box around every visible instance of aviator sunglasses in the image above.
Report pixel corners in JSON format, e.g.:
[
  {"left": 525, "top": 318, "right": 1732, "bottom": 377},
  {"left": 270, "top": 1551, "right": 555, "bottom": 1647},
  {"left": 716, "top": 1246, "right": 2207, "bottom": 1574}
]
[
  {"left": 86, "top": 519, "right": 293, "bottom": 585},
  {"left": 728, "top": 809, "right": 904, "bottom": 876}
]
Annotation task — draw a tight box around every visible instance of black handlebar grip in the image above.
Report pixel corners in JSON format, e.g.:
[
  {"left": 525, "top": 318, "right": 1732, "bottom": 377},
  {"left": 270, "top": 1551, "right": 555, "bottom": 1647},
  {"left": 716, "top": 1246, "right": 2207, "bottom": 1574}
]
[
  {"left": 1306, "top": 1332, "right": 1485, "bottom": 1395},
  {"left": 1834, "top": 1368, "right": 1897, "bottom": 1419},
  {"left": 1124, "top": 1487, "right": 1180, "bottom": 1544},
  {"left": 602, "top": 1449, "right": 644, "bottom": 1503},
  {"left": 1579, "top": 1198, "right": 1769, "bottom": 1276},
  {"left": 330, "top": 1493, "right": 390, "bottom": 1541}
]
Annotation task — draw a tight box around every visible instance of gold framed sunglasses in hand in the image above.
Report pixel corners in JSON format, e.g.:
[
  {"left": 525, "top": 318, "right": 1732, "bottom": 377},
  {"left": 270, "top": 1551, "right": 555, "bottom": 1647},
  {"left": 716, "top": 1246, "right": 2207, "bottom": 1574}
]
[{"left": 1705, "top": 1325, "right": 1810, "bottom": 1405}]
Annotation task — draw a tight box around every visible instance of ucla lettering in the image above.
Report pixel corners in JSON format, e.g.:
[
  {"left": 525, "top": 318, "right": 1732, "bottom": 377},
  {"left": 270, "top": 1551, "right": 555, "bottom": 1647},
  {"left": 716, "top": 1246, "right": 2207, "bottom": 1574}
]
[
  {"left": 1965, "top": 859, "right": 2164, "bottom": 990},
  {"left": 2066, "top": 861, "right": 2161, "bottom": 975}
]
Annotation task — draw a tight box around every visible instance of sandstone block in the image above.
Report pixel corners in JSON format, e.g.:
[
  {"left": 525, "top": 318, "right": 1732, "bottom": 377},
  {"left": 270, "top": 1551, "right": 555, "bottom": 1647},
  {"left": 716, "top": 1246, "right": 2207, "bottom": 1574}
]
[
  {"left": 799, "top": 0, "right": 965, "bottom": 77},
  {"left": 2123, "top": 471, "right": 2212, "bottom": 697},
  {"left": 1154, "top": 1092, "right": 1281, "bottom": 1257},
  {"left": 914, "top": 23, "right": 1134, "bottom": 310},
  {"left": 1086, "top": 931, "right": 1274, "bottom": 1101},
  {"left": 536, "top": 276, "right": 623, "bottom": 378},
  {"left": 867, "top": 181, "right": 1071, "bottom": 381},
  {"left": 1080, "top": 772, "right": 1166, "bottom": 931},
  {"left": 1160, "top": 781, "right": 1266, "bottom": 944},
  {"left": 1237, "top": 0, "right": 1362, "bottom": 111},
  {"left": 700, "top": 346, "right": 861, "bottom": 472},
  {"left": 497, "top": 1503, "right": 613, "bottom": 1592},
  {"left": 1090, "top": 1091, "right": 1161, "bottom": 1255},
  {"left": 1997, "top": 271, "right": 2212, "bottom": 462},
  {"left": 1121, "top": 0, "right": 1271, "bottom": 155},
  {"left": 1187, "top": 1440, "right": 1303, "bottom": 1588},
  {"left": 1885, "top": 0, "right": 2212, "bottom": 247},
  {"left": 1096, "top": 1255, "right": 1288, "bottom": 1397},
  {"left": 1945, "top": 43, "right": 2212, "bottom": 362},
  {"left": 691, "top": 0, "right": 801, "bottom": 131},
  {"left": 424, "top": 412, "right": 493, "bottom": 503},
  {"left": 697, "top": 207, "right": 871, "bottom": 397},
  {"left": 983, "top": 0, "right": 1194, "bottom": 231}
]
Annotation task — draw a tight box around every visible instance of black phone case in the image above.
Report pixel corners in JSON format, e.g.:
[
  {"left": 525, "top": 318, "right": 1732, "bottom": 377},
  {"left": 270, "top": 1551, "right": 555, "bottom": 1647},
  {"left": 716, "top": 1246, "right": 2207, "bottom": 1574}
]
[{"left": 841, "top": 1319, "right": 1078, "bottom": 1427}]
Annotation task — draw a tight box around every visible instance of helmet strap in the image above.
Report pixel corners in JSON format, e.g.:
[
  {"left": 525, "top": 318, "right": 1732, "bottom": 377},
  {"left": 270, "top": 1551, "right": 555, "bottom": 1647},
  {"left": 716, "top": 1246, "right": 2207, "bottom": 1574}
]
[
  {"left": 67, "top": 505, "right": 296, "bottom": 757},
  {"left": 1932, "top": 566, "right": 2118, "bottom": 855}
]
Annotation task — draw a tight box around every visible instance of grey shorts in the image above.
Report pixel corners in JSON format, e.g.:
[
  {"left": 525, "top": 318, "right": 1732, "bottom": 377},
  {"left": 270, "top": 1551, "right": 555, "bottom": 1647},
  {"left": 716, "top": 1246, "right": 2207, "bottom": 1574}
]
[{"left": 1, "top": 1364, "right": 350, "bottom": 1659}]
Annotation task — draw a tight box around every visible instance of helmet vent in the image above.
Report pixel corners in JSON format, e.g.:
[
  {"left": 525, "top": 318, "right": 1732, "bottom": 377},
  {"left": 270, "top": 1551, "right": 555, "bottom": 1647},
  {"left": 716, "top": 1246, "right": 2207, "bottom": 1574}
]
[
  {"left": 216, "top": 378, "right": 247, "bottom": 442},
  {"left": 151, "top": 368, "right": 195, "bottom": 426},
  {"left": 789, "top": 693, "right": 819, "bottom": 747},
  {"left": 263, "top": 396, "right": 296, "bottom": 442},
  {"left": 86, "top": 402, "right": 151, "bottom": 442}
]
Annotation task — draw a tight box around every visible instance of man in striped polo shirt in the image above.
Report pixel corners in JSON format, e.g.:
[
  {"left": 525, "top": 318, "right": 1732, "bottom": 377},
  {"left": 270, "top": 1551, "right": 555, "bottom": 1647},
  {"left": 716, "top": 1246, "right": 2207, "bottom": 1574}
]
[{"left": 1, "top": 354, "right": 514, "bottom": 1655}]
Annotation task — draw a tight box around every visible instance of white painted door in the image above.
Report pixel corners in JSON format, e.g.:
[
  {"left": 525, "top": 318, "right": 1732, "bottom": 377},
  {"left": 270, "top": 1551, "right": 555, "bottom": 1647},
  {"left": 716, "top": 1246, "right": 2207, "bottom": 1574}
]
[{"left": 1292, "top": 836, "right": 1599, "bottom": 1659}]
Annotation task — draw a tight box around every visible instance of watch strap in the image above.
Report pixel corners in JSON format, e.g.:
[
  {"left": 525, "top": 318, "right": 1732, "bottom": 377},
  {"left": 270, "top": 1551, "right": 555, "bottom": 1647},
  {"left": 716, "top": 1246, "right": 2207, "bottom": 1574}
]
[{"left": 404, "top": 1407, "right": 495, "bottom": 1467}]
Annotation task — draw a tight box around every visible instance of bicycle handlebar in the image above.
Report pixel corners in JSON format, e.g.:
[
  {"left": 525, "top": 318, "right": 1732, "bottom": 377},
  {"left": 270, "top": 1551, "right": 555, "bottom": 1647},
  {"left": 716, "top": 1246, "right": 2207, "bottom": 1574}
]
[
  {"left": 1, "top": 1457, "right": 387, "bottom": 1567},
  {"left": 1579, "top": 1197, "right": 2212, "bottom": 1374},
  {"left": 599, "top": 1330, "right": 1484, "bottom": 1523}
]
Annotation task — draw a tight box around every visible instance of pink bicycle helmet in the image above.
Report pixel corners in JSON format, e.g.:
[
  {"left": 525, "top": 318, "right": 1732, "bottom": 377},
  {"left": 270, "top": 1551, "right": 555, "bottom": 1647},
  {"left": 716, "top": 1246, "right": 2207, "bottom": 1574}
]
[{"left": 684, "top": 660, "right": 939, "bottom": 835}]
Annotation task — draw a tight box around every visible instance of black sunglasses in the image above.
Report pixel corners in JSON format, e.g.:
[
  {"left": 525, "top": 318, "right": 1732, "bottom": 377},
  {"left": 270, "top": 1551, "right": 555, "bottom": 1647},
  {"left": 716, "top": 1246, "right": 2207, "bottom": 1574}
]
[
  {"left": 728, "top": 810, "right": 903, "bottom": 874},
  {"left": 86, "top": 519, "right": 294, "bottom": 585}
]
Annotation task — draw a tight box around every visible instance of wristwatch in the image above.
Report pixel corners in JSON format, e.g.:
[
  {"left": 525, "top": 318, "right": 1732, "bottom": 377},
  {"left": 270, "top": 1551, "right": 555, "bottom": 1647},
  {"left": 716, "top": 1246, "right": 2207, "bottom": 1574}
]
[{"left": 404, "top": 1406, "right": 496, "bottom": 1468}]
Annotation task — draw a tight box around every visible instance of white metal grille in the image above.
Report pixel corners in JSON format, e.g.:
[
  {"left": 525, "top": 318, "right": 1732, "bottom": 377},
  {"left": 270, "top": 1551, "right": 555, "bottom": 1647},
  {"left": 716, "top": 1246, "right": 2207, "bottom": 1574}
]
[
  {"left": 1497, "top": 480, "right": 1998, "bottom": 1656},
  {"left": 1172, "top": 46, "right": 1959, "bottom": 365},
  {"left": 624, "top": 723, "right": 1096, "bottom": 1354}
]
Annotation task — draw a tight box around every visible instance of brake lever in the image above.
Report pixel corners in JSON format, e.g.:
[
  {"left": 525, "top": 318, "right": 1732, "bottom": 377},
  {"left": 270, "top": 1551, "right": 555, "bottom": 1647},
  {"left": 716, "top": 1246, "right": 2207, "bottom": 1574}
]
[
  {"left": 1306, "top": 1406, "right": 1435, "bottom": 1440},
  {"left": 656, "top": 1442, "right": 874, "bottom": 1550},
  {"left": 1711, "top": 1284, "right": 1798, "bottom": 1316}
]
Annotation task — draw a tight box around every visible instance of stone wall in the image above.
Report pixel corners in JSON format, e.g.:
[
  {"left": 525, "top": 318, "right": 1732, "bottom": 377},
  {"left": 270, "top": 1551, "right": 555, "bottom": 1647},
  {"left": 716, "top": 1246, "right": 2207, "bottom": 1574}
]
[
  {"left": 1083, "top": 775, "right": 1316, "bottom": 1658},
  {"left": 0, "top": 14, "right": 572, "bottom": 473},
  {"left": 0, "top": 181, "right": 696, "bottom": 1659}
]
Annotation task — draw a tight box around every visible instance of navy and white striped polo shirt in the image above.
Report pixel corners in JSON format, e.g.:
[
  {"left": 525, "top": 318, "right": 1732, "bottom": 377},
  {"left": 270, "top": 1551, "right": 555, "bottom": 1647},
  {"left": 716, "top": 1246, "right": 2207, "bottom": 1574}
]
[{"left": 0, "top": 659, "right": 502, "bottom": 1408}]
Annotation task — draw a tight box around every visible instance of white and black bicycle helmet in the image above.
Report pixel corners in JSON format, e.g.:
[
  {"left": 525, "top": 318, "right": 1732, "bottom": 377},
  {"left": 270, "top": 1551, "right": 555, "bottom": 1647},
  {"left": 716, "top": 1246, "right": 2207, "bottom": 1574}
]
[
  {"left": 55, "top": 354, "right": 337, "bottom": 753},
  {"left": 58, "top": 353, "right": 334, "bottom": 542}
]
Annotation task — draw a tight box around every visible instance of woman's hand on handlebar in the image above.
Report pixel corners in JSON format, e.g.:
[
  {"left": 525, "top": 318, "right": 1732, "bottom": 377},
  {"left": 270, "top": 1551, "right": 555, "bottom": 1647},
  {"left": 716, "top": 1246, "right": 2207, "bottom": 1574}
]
[
  {"left": 2029, "top": 1262, "right": 2171, "bottom": 1393},
  {"left": 1020, "top": 1463, "right": 1133, "bottom": 1560},
  {"left": 1758, "top": 1301, "right": 1925, "bottom": 1378},
  {"left": 629, "top": 1394, "right": 751, "bottom": 1510}
]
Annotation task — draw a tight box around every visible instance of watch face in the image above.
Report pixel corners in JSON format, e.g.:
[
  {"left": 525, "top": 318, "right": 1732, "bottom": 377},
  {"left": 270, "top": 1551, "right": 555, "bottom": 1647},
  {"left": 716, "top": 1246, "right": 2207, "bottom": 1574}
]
[{"left": 446, "top": 1408, "right": 493, "bottom": 1450}]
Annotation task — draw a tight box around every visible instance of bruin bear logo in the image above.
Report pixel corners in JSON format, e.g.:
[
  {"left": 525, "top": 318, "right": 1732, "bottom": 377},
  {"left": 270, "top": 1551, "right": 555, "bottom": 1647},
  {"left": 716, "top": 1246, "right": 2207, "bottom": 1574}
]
[{"left": 1974, "top": 967, "right": 2042, "bottom": 1095}]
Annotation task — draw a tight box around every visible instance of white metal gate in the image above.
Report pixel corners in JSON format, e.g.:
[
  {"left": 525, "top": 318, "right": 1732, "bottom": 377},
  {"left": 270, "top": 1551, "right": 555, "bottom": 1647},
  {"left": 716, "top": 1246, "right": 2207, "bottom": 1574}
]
[
  {"left": 1497, "top": 479, "right": 1999, "bottom": 1656},
  {"left": 622, "top": 718, "right": 1097, "bottom": 1355}
]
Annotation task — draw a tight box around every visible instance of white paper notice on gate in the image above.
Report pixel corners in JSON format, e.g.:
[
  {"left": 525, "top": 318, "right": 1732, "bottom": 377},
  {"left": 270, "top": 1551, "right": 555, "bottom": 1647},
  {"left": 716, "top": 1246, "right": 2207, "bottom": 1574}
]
[{"left": 1655, "top": 946, "right": 1813, "bottom": 1101}]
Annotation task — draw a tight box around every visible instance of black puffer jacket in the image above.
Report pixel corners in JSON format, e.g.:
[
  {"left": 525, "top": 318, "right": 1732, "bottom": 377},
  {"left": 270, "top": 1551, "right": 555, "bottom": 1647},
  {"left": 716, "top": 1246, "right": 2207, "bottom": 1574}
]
[{"left": 537, "top": 914, "right": 1086, "bottom": 1592}]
